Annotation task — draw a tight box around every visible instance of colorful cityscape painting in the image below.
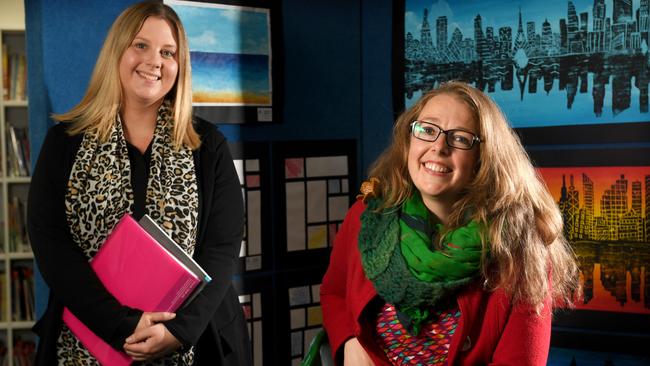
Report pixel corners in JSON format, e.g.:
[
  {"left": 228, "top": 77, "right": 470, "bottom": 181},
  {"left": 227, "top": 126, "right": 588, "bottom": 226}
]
[
  {"left": 166, "top": 0, "right": 272, "bottom": 106},
  {"left": 404, "top": 0, "right": 650, "bottom": 127},
  {"left": 537, "top": 167, "right": 650, "bottom": 314}
]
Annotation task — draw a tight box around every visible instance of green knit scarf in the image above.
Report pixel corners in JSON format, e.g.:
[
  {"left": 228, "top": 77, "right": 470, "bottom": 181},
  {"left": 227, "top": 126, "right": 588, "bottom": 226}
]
[{"left": 359, "top": 193, "right": 485, "bottom": 335}]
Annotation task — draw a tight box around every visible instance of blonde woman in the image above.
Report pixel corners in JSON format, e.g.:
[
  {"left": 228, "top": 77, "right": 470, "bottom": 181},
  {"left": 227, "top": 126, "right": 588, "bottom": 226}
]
[
  {"left": 320, "top": 81, "right": 580, "bottom": 365},
  {"left": 27, "top": 2, "right": 250, "bottom": 365}
]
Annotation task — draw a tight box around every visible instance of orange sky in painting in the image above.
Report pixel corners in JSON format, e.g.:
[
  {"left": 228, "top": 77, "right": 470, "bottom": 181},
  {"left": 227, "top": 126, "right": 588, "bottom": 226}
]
[{"left": 537, "top": 167, "right": 650, "bottom": 216}]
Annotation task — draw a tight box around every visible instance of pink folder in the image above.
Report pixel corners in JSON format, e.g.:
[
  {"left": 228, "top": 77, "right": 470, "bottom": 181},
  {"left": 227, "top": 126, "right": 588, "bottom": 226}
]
[{"left": 62, "top": 214, "right": 203, "bottom": 366}]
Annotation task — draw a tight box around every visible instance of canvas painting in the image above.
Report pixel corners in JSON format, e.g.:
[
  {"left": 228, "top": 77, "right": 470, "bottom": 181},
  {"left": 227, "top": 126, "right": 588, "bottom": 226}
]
[
  {"left": 167, "top": 0, "right": 271, "bottom": 106},
  {"left": 164, "top": 0, "right": 279, "bottom": 124},
  {"left": 537, "top": 166, "right": 650, "bottom": 314},
  {"left": 404, "top": 0, "right": 650, "bottom": 127},
  {"left": 272, "top": 140, "right": 357, "bottom": 270}
]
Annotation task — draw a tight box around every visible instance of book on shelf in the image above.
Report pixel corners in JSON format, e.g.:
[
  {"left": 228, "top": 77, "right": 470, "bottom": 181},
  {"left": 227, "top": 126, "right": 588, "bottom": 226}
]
[
  {"left": 21, "top": 267, "right": 35, "bottom": 322},
  {"left": 2, "top": 45, "right": 27, "bottom": 102},
  {"left": 12, "top": 336, "right": 35, "bottom": 366},
  {"left": 6, "top": 125, "right": 30, "bottom": 177},
  {"left": 10, "top": 265, "right": 34, "bottom": 322},
  {"left": 15, "top": 54, "right": 26, "bottom": 102},
  {"left": 8, "top": 196, "right": 29, "bottom": 253},
  {"left": 2, "top": 44, "right": 8, "bottom": 100},
  {"left": 62, "top": 214, "right": 211, "bottom": 366},
  {"left": 10, "top": 270, "right": 17, "bottom": 321},
  {"left": 0, "top": 338, "right": 6, "bottom": 366},
  {"left": 0, "top": 272, "right": 6, "bottom": 321},
  {"left": 12, "top": 265, "right": 35, "bottom": 321}
]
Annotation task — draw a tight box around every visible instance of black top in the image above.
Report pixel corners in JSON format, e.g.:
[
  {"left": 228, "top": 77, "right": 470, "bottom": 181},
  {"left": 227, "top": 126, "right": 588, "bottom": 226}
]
[
  {"left": 27, "top": 119, "right": 251, "bottom": 365},
  {"left": 125, "top": 140, "right": 152, "bottom": 220}
]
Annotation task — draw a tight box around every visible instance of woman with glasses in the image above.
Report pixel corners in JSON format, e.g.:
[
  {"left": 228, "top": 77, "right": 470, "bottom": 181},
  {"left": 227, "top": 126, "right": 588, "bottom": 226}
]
[{"left": 320, "top": 81, "right": 580, "bottom": 365}]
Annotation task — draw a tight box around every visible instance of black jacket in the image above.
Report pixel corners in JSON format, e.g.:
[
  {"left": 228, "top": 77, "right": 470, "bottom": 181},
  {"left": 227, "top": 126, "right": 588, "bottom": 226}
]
[{"left": 27, "top": 118, "right": 251, "bottom": 365}]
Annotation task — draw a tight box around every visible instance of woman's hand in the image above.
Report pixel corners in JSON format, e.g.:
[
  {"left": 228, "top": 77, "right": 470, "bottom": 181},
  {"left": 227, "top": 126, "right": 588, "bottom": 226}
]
[
  {"left": 123, "top": 312, "right": 181, "bottom": 361},
  {"left": 343, "top": 337, "right": 374, "bottom": 366}
]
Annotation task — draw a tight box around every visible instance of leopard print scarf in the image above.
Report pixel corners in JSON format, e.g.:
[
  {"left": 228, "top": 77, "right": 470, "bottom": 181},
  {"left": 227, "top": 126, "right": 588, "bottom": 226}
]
[{"left": 58, "top": 101, "right": 199, "bottom": 366}]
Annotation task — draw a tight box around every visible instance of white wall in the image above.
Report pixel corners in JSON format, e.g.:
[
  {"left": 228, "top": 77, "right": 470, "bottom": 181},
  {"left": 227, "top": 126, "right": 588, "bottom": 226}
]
[{"left": 0, "top": 0, "right": 25, "bottom": 29}]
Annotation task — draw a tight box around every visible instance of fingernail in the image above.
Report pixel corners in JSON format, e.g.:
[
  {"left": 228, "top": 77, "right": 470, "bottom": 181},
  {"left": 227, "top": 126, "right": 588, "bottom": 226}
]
[{"left": 126, "top": 337, "right": 132, "bottom": 343}]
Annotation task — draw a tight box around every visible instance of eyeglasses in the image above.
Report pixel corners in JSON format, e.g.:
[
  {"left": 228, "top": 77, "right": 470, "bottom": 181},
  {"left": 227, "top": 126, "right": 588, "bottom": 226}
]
[{"left": 410, "top": 121, "right": 481, "bottom": 150}]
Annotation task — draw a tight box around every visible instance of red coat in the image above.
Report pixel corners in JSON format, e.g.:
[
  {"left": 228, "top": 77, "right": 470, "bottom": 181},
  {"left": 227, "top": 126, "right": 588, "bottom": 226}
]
[{"left": 320, "top": 200, "right": 552, "bottom": 365}]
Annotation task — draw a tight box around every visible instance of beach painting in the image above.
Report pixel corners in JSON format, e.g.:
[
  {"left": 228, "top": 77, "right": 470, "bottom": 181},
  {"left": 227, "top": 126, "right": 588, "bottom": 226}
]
[{"left": 166, "top": 0, "right": 272, "bottom": 106}]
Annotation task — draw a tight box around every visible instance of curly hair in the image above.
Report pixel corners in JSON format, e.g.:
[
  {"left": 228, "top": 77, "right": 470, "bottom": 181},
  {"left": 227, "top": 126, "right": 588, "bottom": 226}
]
[{"left": 368, "top": 81, "right": 580, "bottom": 311}]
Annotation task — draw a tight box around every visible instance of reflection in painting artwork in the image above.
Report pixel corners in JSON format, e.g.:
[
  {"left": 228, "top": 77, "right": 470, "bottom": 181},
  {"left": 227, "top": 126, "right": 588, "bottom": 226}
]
[
  {"left": 405, "top": 0, "right": 650, "bottom": 127},
  {"left": 537, "top": 167, "right": 650, "bottom": 314}
]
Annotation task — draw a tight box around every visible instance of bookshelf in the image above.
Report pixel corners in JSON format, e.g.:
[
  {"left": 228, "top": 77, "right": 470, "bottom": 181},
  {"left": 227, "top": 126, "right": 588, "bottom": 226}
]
[{"left": 0, "top": 28, "right": 35, "bottom": 366}]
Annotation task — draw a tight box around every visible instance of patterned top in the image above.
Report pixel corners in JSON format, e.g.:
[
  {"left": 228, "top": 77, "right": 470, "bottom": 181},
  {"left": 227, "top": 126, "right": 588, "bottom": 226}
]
[{"left": 375, "top": 303, "right": 461, "bottom": 366}]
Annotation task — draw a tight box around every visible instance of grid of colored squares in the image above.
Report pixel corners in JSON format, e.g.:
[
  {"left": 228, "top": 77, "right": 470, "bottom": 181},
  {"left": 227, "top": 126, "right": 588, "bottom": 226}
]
[
  {"left": 285, "top": 156, "right": 350, "bottom": 252},
  {"left": 239, "top": 293, "right": 263, "bottom": 366},
  {"left": 233, "top": 159, "right": 263, "bottom": 271},
  {"left": 289, "top": 284, "right": 322, "bottom": 365}
]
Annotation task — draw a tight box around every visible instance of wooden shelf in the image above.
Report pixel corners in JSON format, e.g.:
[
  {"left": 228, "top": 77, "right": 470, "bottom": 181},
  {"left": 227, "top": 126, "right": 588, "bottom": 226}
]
[
  {"left": 6, "top": 252, "right": 32, "bottom": 260},
  {"left": 3, "top": 176, "right": 30, "bottom": 183},
  {"left": 7, "top": 321, "right": 34, "bottom": 330},
  {"left": 2, "top": 100, "right": 27, "bottom": 107}
]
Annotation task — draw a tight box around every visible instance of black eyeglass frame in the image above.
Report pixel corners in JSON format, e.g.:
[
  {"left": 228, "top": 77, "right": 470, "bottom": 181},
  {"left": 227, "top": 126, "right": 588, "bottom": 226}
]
[{"left": 410, "top": 120, "right": 482, "bottom": 150}]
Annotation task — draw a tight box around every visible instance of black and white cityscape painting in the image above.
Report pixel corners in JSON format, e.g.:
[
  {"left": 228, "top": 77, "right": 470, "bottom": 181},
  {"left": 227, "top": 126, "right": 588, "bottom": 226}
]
[{"left": 404, "top": 0, "right": 650, "bottom": 127}]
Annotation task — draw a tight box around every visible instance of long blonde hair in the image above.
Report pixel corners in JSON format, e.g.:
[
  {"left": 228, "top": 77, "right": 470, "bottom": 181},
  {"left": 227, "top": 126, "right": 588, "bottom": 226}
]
[
  {"left": 53, "top": 1, "right": 199, "bottom": 150},
  {"left": 369, "top": 81, "right": 580, "bottom": 310}
]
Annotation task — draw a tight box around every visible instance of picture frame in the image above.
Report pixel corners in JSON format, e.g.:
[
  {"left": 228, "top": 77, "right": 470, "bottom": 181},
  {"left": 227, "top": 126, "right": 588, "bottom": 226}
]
[
  {"left": 272, "top": 139, "right": 358, "bottom": 271},
  {"left": 228, "top": 141, "right": 272, "bottom": 273},
  {"left": 233, "top": 274, "right": 276, "bottom": 366},
  {"left": 393, "top": 0, "right": 650, "bottom": 144},
  {"left": 165, "top": 0, "right": 282, "bottom": 124},
  {"left": 529, "top": 146, "right": 650, "bottom": 355},
  {"left": 275, "top": 268, "right": 327, "bottom": 365}
]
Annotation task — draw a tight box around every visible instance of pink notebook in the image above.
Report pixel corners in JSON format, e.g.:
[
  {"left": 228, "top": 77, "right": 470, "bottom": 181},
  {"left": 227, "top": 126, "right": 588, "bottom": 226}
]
[{"left": 62, "top": 214, "right": 207, "bottom": 366}]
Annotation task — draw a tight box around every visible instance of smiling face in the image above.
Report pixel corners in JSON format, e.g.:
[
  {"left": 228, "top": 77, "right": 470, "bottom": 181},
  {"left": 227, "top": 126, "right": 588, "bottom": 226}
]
[
  {"left": 119, "top": 16, "right": 178, "bottom": 108},
  {"left": 407, "top": 93, "right": 480, "bottom": 215}
]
